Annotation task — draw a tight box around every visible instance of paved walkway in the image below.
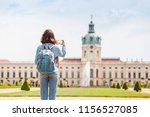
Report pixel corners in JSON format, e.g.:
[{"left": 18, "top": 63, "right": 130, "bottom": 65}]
[{"left": 0, "top": 87, "right": 40, "bottom": 93}]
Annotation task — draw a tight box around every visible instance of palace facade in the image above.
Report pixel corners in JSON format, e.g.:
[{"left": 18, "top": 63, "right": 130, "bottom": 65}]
[{"left": 0, "top": 20, "right": 150, "bottom": 87}]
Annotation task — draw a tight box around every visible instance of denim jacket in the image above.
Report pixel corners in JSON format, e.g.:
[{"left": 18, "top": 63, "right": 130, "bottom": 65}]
[{"left": 35, "top": 43, "right": 66, "bottom": 73}]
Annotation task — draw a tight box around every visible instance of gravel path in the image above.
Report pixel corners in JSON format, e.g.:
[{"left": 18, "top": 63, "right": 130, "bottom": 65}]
[{"left": 0, "top": 88, "right": 40, "bottom": 93}]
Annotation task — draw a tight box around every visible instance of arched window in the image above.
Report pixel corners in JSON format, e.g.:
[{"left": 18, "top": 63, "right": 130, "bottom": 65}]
[
  {"left": 96, "top": 69, "right": 99, "bottom": 78},
  {"left": 1, "top": 71, "right": 4, "bottom": 78},
  {"left": 96, "top": 80, "right": 99, "bottom": 86},
  {"left": 90, "top": 80, "right": 93, "bottom": 86},
  {"left": 60, "top": 71, "right": 62, "bottom": 78},
  {"left": 66, "top": 71, "right": 68, "bottom": 78},
  {"left": 90, "top": 69, "right": 93, "bottom": 78},
  {"left": 71, "top": 71, "right": 74, "bottom": 78},
  {"left": 24, "top": 71, "right": 27, "bottom": 78},
  {"left": 13, "top": 72, "right": 16, "bottom": 78}
]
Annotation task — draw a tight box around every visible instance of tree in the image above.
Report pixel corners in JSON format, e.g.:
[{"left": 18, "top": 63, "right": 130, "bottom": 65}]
[
  {"left": 134, "top": 81, "right": 142, "bottom": 92},
  {"left": 21, "top": 78, "right": 30, "bottom": 91},
  {"left": 116, "top": 83, "right": 121, "bottom": 89},
  {"left": 122, "top": 82, "right": 128, "bottom": 90},
  {"left": 111, "top": 83, "right": 116, "bottom": 88},
  {"left": 15, "top": 81, "right": 19, "bottom": 86},
  {"left": 59, "top": 81, "right": 64, "bottom": 88}
]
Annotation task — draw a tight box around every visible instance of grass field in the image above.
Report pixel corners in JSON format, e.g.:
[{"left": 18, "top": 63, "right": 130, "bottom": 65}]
[
  {"left": 0, "top": 88, "right": 150, "bottom": 98},
  {"left": 0, "top": 86, "right": 21, "bottom": 88}
]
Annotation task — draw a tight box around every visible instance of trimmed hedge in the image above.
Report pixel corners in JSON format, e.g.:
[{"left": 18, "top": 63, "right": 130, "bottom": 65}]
[{"left": 21, "top": 78, "right": 30, "bottom": 91}]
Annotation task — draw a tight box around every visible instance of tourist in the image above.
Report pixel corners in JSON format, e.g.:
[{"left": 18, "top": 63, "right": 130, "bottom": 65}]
[{"left": 35, "top": 29, "right": 66, "bottom": 100}]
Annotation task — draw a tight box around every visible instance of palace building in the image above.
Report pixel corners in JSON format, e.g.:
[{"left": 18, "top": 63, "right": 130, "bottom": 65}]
[{"left": 0, "top": 20, "right": 150, "bottom": 87}]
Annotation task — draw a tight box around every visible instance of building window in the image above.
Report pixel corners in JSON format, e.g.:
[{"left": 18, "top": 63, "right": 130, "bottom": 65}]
[
  {"left": 30, "top": 72, "right": 33, "bottom": 78},
  {"left": 66, "top": 71, "right": 68, "bottom": 78},
  {"left": 96, "top": 69, "right": 99, "bottom": 78},
  {"left": 19, "top": 72, "right": 21, "bottom": 78},
  {"left": 13, "top": 72, "right": 15, "bottom": 78},
  {"left": 30, "top": 67, "right": 33, "bottom": 69},
  {"left": 90, "top": 69, "right": 93, "bottom": 78},
  {"left": 13, "top": 67, "right": 15, "bottom": 69},
  {"left": 72, "top": 67, "right": 74, "bottom": 69},
  {"left": 90, "top": 46, "right": 93, "bottom": 49},
  {"left": 7, "top": 72, "right": 9, "bottom": 78},
  {"left": 66, "top": 67, "right": 68, "bottom": 69},
  {"left": 109, "top": 67, "right": 111, "bottom": 69},
  {"left": 146, "top": 72, "right": 148, "bottom": 79},
  {"left": 145, "top": 67, "right": 148, "bottom": 69},
  {"left": 1, "top": 67, "right": 4, "bottom": 69},
  {"left": 71, "top": 71, "right": 74, "bottom": 78},
  {"left": 24, "top": 72, "right": 27, "bottom": 78},
  {"left": 60, "top": 67, "right": 62, "bottom": 69},
  {"left": 121, "top": 81, "right": 124, "bottom": 85},
  {"left": 1, "top": 72, "right": 4, "bottom": 78},
  {"left": 36, "top": 72, "right": 39, "bottom": 78},
  {"left": 84, "top": 51, "right": 86, "bottom": 57},
  {"left": 96, "top": 80, "right": 99, "bottom": 86},
  {"left": 133, "top": 72, "right": 136, "bottom": 78},
  {"left": 78, "top": 67, "right": 80, "bottom": 69},
  {"left": 77, "top": 71, "right": 80, "bottom": 78},
  {"left": 128, "top": 72, "right": 131, "bottom": 78},
  {"left": 115, "top": 72, "right": 117, "bottom": 78},
  {"left": 115, "top": 67, "right": 117, "bottom": 69},
  {"left": 97, "top": 51, "right": 99, "bottom": 58},
  {"left": 60, "top": 71, "right": 62, "bottom": 78},
  {"left": 13, "top": 80, "right": 15, "bottom": 85},
  {"left": 0, "top": 80, "right": 3, "bottom": 83},
  {"left": 103, "top": 67, "right": 105, "bottom": 69},
  {"left": 103, "top": 72, "right": 106, "bottom": 78},
  {"left": 138, "top": 72, "right": 141, "bottom": 78},
  {"left": 109, "top": 72, "right": 112, "bottom": 78},
  {"left": 19, "top": 66, "right": 21, "bottom": 69},
  {"left": 128, "top": 67, "right": 131, "bottom": 69},
  {"left": 7, "top": 67, "right": 9, "bottom": 69},
  {"left": 90, "top": 80, "right": 93, "bottom": 86},
  {"left": 121, "top": 67, "right": 123, "bottom": 69},
  {"left": 121, "top": 72, "right": 124, "bottom": 78},
  {"left": 77, "top": 80, "right": 80, "bottom": 85},
  {"left": 71, "top": 80, "right": 74, "bottom": 86},
  {"left": 25, "top": 67, "right": 27, "bottom": 69}
]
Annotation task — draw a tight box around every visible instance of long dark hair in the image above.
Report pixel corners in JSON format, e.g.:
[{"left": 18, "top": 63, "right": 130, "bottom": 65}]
[{"left": 41, "top": 29, "right": 56, "bottom": 44}]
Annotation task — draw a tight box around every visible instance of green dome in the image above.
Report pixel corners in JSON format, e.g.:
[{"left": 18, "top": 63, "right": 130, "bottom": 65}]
[
  {"left": 82, "top": 33, "right": 101, "bottom": 44},
  {"left": 82, "top": 21, "right": 102, "bottom": 45}
]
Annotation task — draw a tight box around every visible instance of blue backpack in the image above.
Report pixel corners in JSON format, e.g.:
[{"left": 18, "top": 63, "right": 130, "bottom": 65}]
[{"left": 36, "top": 45, "right": 55, "bottom": 73}]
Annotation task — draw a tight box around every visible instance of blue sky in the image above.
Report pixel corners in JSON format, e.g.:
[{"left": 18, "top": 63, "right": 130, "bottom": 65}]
[{"left": 0, "top": 0, "right": 150, "bottom": 61}]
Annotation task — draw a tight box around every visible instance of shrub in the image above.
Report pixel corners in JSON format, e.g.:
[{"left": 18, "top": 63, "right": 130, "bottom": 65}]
[
  {"left": 59, "top": 82, "right": 64, "bottom": 88},
  {"left": 111, "top": 83, "right": 116, "bottom": 88},
  {"left": 21, "top": 78, "right": 30, "bottom": 91},
  {"left": 116, "top": 83, "right": 121, "bottom": 89},
  {"left": 134, "top": 81, "right": 142, "bottom": 92},
  {"left": 16, "top": 81, "right": 19, "bottom": 86},
  {"left": 122, "top": 82, "right": 128, "bottom": 90}
]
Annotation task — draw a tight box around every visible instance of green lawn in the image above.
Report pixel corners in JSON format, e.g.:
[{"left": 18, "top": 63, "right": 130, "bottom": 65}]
[
  {"left": 0, "top": 86, "right": 21, "bottom": 89},
  {"left": 0, "top": 88, "right": 150, "bottom": 98}
]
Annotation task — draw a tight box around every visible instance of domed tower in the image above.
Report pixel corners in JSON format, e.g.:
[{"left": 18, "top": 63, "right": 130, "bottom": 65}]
[{"left": 81, "top": 19, "right": 102, "bottom": 62}]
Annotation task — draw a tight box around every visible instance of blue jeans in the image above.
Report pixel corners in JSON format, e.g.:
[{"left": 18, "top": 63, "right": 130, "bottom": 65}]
[{"left": 40, "top": 72, "right": 58, "bottom": 100}]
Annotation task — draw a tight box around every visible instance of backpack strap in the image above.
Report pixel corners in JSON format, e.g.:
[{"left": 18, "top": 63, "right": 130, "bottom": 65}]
[{"left": 50, "top": 45, "right": 54, "bottom": 50}]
